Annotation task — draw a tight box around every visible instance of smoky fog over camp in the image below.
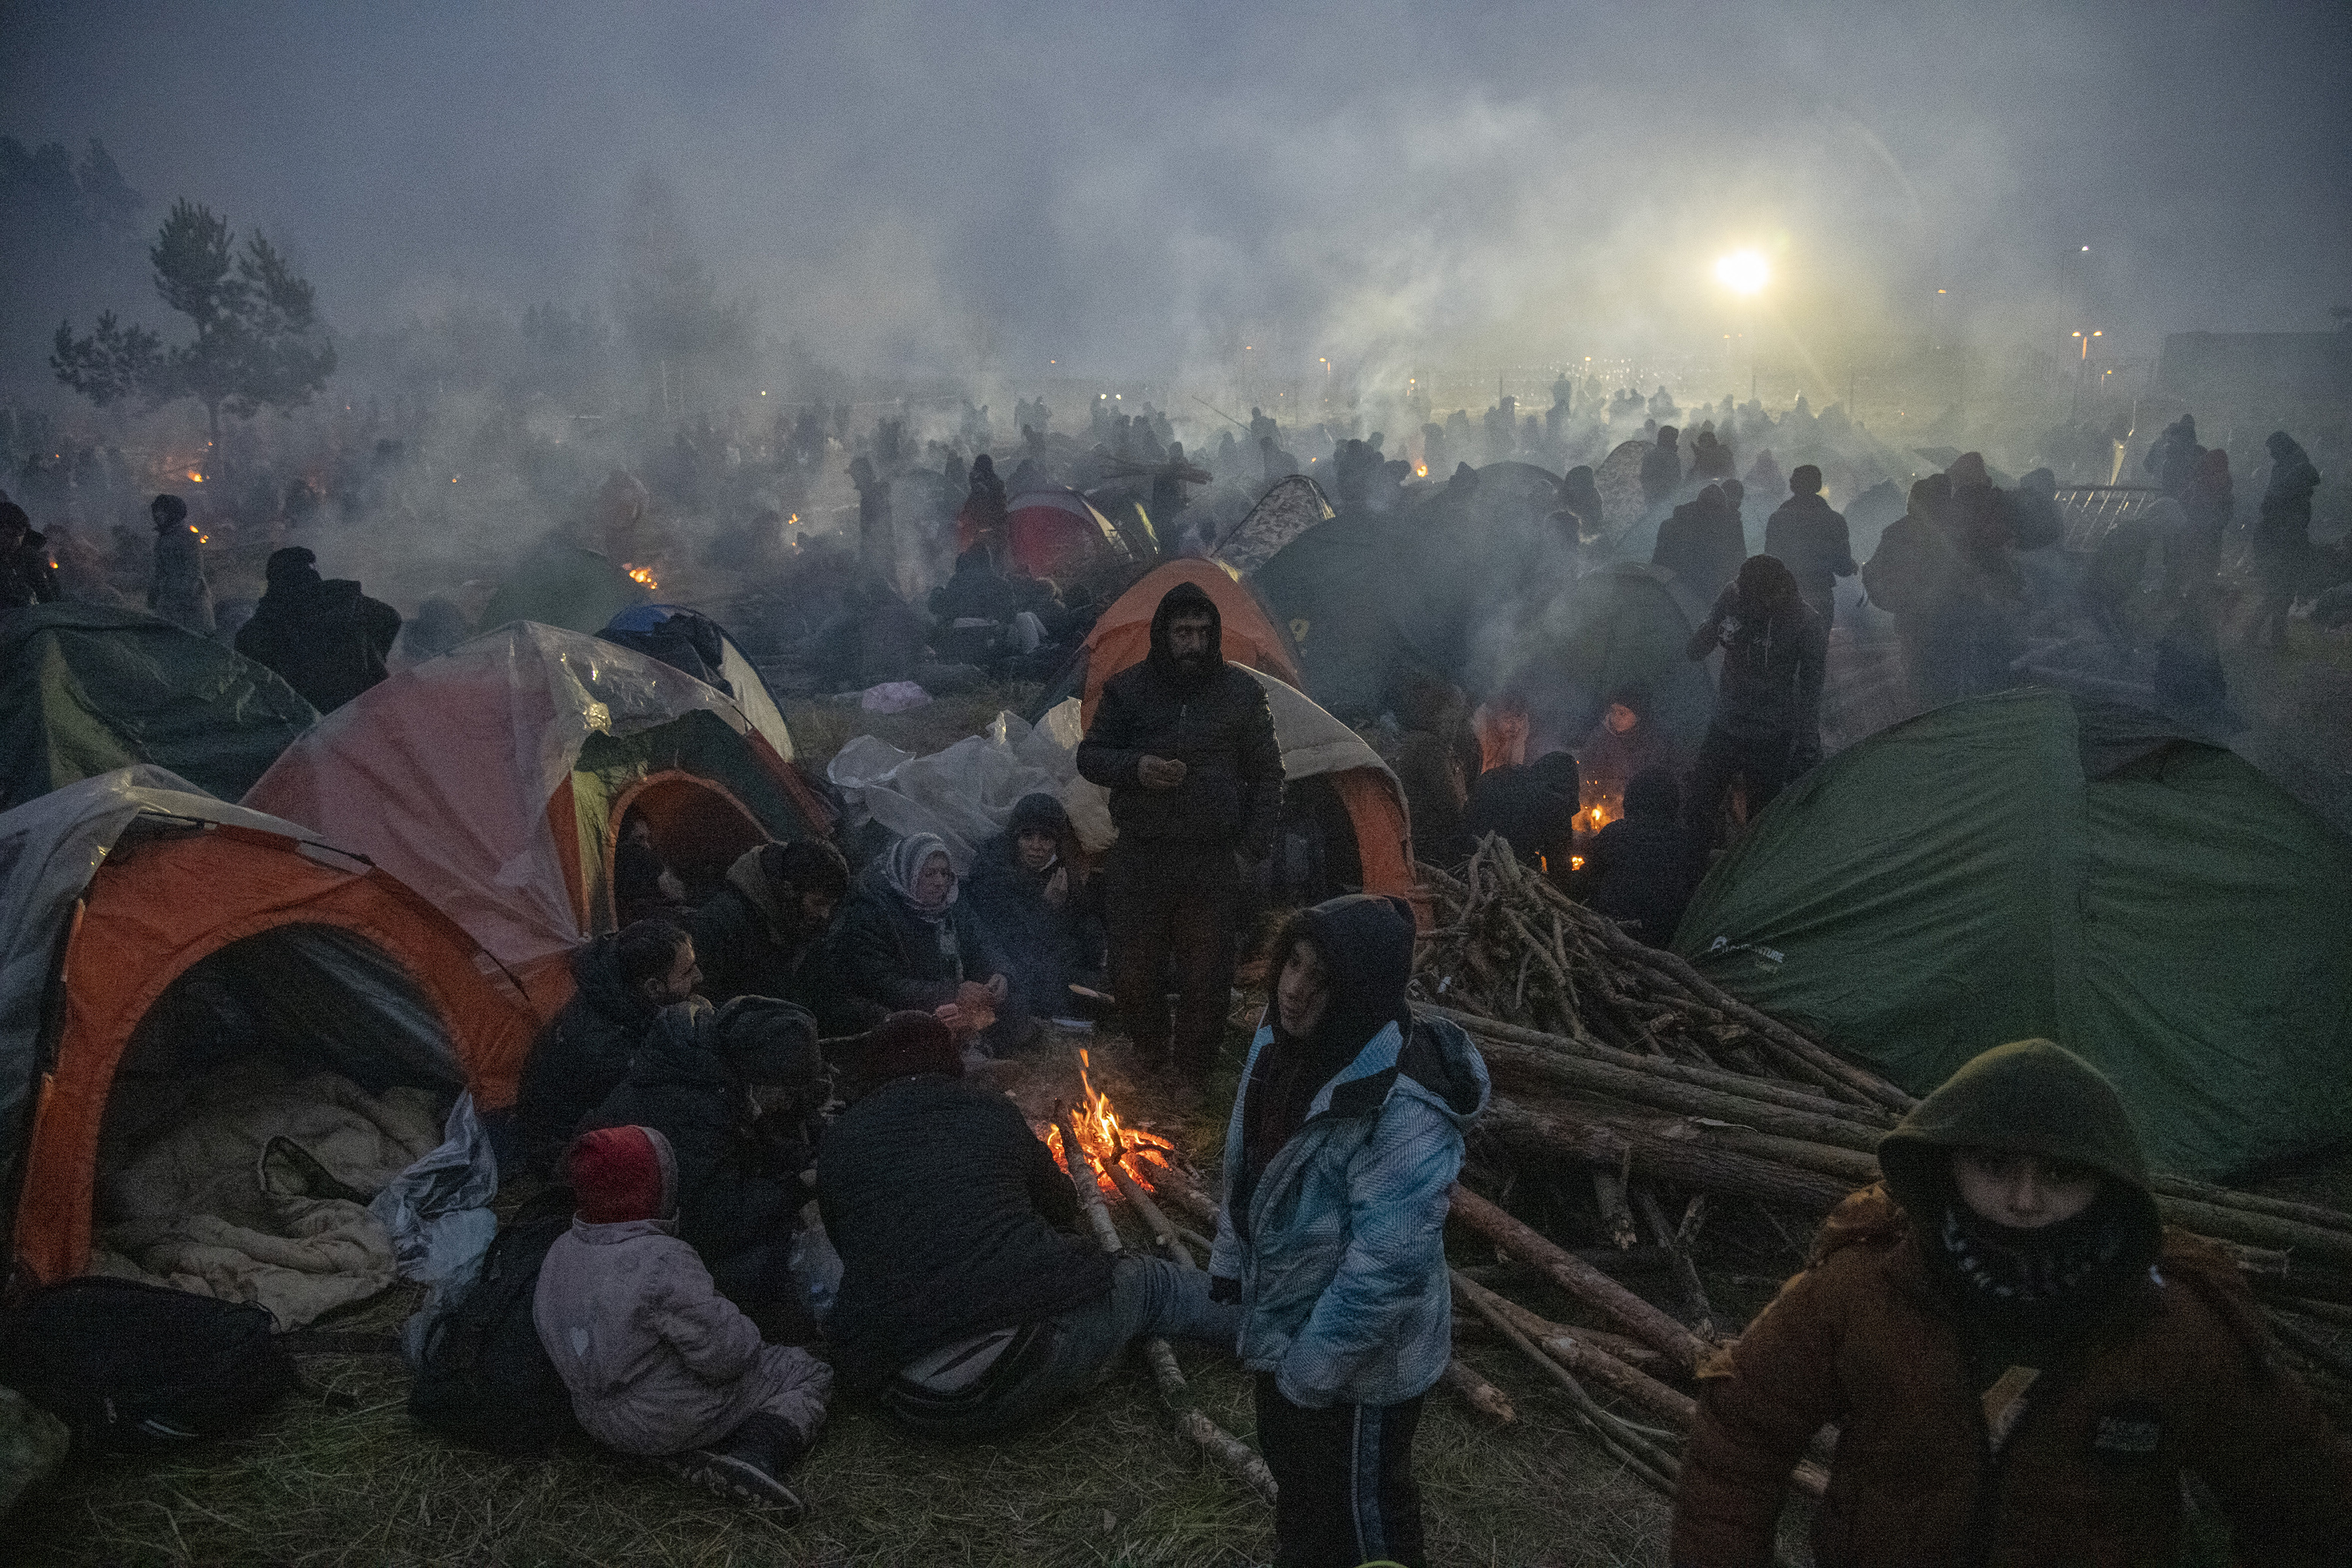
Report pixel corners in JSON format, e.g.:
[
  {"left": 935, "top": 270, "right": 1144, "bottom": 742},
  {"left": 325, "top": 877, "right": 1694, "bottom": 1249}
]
[{"left": 1, "top": 3, "right": 2350, "bottom": 1562}]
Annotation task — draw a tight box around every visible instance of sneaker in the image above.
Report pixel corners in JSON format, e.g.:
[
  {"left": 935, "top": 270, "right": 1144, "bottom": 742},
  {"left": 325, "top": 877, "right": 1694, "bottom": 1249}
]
[{"left": 656, "top": 1448, "right": 806, "bottom": 1518}]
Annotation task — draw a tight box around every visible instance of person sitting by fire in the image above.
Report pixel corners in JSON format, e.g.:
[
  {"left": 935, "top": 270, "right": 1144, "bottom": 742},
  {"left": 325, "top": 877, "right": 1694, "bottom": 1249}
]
[
  {"left": 512, "top": 917, "right": 703, "bottom": 1177},
  {"left": 1209, "top": 894, "right": 1490, "bottom": 1568},
  {"left": 691, "top": 838, "right": 867, "bottom": 1032},
  {"left": 1684, "top": 554, "right": 1826, "bottom": 841},
  {"left": 1575, "top": 680, "right": 1675, "bottom": 819},
  {"left": 536, "top": 1124, "right": 832, "bottom": 1516},
  {"left": 1670, "top": 1038, "right": 2352, "bottom": 1567},
  {"left": 1571, "top": 765, "right": 1707, "bottom": 946},
  {"left": 581, "top": 996, "right": 828, "bottom": 1344},
  {"left": 834, "top": 832, "right": 1035, "bottom": 1055},
  {"left": 816, "top": 1011, "right": 1242, "bottom": 1439},
  {"left": 0, "top": 502, "right": 59, "bottom": 608},
  {"left": 1459, "top": 749, "right": 1580, "bottom": 879},
  {"left": 963, "top": 794, "right": 1103, "bottom": 1024}
]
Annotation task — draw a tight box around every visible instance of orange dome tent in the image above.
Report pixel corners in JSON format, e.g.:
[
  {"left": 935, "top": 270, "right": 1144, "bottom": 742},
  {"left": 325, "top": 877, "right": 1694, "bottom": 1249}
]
[
  {"left": 1076, "top": 559, "right": 1301, "bottom": 728},
  {"left": 0, "top": 768, "right": 538, "bottom": 1290}
]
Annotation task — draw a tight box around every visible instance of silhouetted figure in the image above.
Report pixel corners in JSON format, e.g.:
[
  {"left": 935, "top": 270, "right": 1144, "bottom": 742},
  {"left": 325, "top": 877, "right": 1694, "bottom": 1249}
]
[
  {"left": 1575, "top": 766, "right": 1705, "bottom": 945},
  {"left": 2251, "top": 430, "right": 2321, "bottom": 649},
  {"left": 1763, "top": 465, "right": 1857, "bottom": 629},
  {"left": 146, "top": 493, "right": 213, "bottom": 635},
  {"left": 235, "top": 547, "right": 402, "bottom": 713},
  {"left": 1652, "top": 483, "right": 1746, "bottom": 604},
  {"left": 1685, "top": 555, "right": 1826, "bottom": 837},
  {"left": 1559, "top": 465, "right": 1605, "bottom": 540},
  {"left": 2142, "top": 414, "right": 2203, "bottom": 498},
  {"left": 1640, "top": 427, "right": 1683, "bottom": 509},
  {"left": 1460, "top": 751, "right": 1580, "bottom": 879},
  {"left": 0, "top": 502, "right": 59, "bottom": 608},
  {"left": 1688, "top": 425, "right": 1734, "bottom": 482}
]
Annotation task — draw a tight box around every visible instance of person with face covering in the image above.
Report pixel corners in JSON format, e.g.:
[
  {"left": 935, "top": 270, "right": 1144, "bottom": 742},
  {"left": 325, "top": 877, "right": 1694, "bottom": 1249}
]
[
  {"left": 1685, "top": 554, "right": 1827, "bottom": 838},
  {"left": 512, "top": 917, "right": 702, "bottom": 1177},
  {"left": 145, "top": 493, "right": 214, "bottom": 635},
  {"left": 1670, "top": 1039, "right": 2352, "bottom": 1567},
  {"left": 963, "top": 793, "right": 1103, "bottom": 1022},
  {"left": 534, "top": 1124, "right": 832, "bottom": 1515},
  {"left": 817, "top": 1011, "right": 1240, "bottom": 1439},
  {"left": 581, "top": 996, "right": 828, "bottom": 1341},
  {"left": 1075, "top": 581, "right": 1283, "bottom": 1098},
  {"left": 233, "top": 546, "right": 403, "bottom": 713},
  {"left": 1208, "top": 896, "right": 1490, "bottom": 1568},
  {"left": 833, "top": 832, "right": 1028, "bottom": 1053},
  {"left": 1763, "top": 465, "right": 1857, "bottom": 629}
]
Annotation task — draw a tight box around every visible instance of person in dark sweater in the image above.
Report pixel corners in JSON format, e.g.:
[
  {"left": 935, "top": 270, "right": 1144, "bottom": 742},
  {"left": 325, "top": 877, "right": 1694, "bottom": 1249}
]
[
  {"left": 962, "top": 793, "right": 1103, "bottom": 1022},
  {"left": 1573, "top": 766, "right": 1707, "bottom": 945},
  {"left": 583, "top": 996, "right": 826, "bottom": 1341},
  {"left": 691, "top": 839, "right": 866, "bottom": 1031},
  {"left": 1458, "top": 750, "right": 1580, "bottom": 878},
  {"left": 1074, "top": 580, "right": 1283, "bottom": 1093},
  {"left": 512, "top": 919, "right": 701, "bottom": 1176},
  {"left": 833, "top": 832, "right": 1032, "bottom": 1053},
  {"left": 816, "top": 1011, "right": 1241, "bottom": 1438}
]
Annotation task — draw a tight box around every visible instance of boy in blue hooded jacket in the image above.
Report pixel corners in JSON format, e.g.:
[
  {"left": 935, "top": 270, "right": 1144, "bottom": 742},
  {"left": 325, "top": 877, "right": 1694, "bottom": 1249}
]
[{"left": 1209, "top": 894, "right": 1489, "bottom": 1568}]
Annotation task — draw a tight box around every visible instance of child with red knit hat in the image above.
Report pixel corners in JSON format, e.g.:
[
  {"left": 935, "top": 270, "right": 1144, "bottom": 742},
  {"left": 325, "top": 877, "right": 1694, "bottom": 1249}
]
[{"left": 534, "top": 1124, "right": 831, "bottom": 1514}]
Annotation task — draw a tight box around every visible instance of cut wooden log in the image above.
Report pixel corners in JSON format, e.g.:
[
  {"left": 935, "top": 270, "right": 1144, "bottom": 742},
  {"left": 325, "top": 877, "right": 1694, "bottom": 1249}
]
[
  {"left": 1448, "top": 1183, "right": 1708, "bottom": 1371},
  {"left": 1592, "top": 1163, "right": 1639, "bottom": 1250},
  {"left": 1438, "top": 1357, "right": 1518, "bottom": 1424},
  {"left": 1482, "top": 1097, "right": 1858, "bottom": 1215},
  {"left": 1635, "top": 1184, "right": 1717, "bottom": 1341}
]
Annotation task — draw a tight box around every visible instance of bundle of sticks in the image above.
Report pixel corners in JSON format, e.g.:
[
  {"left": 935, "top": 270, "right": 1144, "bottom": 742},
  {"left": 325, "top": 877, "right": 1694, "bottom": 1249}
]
[{"left": 1401, "top": 834, "right": 2352, "bottom": 1487}]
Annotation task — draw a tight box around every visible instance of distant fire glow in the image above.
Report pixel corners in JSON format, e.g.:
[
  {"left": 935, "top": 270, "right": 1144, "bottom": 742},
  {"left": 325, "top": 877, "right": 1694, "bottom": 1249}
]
[
  {"left": 186, "top": 470, "right": 204, "bottom": 483},
  {"left": 625, "top": 563, "right": 658, "bottom": 589},
  {"left": 1714, "top": 249, "right": 1769, "bottom": 295}
]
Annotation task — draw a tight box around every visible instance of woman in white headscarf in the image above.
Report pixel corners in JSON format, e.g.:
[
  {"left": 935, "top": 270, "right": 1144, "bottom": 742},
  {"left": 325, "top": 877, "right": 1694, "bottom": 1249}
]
[{"left": 834, "top": 833, "right": 1030, "bottom": 1050}]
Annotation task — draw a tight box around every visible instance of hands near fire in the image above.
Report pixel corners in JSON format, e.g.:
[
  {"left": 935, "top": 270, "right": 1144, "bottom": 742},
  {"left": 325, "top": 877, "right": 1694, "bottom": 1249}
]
[
  {"left": 1137, "top": 755, "right": 1186, "bottom": 790},
  {"left": 937, "top": 979, "right": 1000, "bottom": 1036}
]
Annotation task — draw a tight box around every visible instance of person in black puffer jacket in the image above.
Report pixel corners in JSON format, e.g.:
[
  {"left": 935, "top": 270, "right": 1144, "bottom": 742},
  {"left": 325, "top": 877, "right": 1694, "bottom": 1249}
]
[
  {"left": 691, "top": 839, "right": 867, "bottom": 1032},
  {"left": 963, "top": 793, "right": 1103, "bottom": 1022},
  {"left": 1075, "top": 580, "right": 1283, "bottom": 1090},
  {"left": 833, "top": 833, "right": 1032, "bottom": 1054},
  {"left": 512, "top": 919, "right": 701, "bottom": 1177},
  {"left": 233, "top": 547, "right": 403, "bottom": 713},
  {"left": 817, "top": 1011, "right": 1239, "bottom": 1437},
  {"left": 1574, "top": 766, "right": 1707, "bottom": 946},
  {"left": 1459, "top": 750, "right": 1580, "bottom": 879},
  {"left": 581, "top": 996, "right": 825, "bottom": 1339}
]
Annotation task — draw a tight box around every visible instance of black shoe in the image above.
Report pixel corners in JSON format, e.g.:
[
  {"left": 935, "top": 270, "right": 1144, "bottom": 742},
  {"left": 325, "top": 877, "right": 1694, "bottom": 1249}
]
[{"left": 656, "top": 1447, "right": 806, "bottom": 1518}]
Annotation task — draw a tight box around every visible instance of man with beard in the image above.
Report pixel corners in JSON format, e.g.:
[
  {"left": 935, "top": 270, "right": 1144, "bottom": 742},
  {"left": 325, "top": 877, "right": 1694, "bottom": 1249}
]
[
  {"left": 690, "top": 838, "right": 866, "bottom": 1032},
  {"left": 1076, "top": 581, "right": 1282, "bottom": 1104}
]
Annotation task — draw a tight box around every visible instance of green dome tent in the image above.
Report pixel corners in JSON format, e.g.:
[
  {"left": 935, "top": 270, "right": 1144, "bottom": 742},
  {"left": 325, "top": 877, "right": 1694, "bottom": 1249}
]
[
  {"left": 1674, "top": 687, "right": 2352, "bottom": 1181},
  {"left": 0, "top": 604, "right": 318, "bottom": 811}
]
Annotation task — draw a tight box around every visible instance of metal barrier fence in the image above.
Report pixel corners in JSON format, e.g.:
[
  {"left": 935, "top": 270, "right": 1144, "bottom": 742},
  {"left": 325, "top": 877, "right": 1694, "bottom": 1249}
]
[{"left": 2055, "top": 484, "right": 2163, "bottom": 553}]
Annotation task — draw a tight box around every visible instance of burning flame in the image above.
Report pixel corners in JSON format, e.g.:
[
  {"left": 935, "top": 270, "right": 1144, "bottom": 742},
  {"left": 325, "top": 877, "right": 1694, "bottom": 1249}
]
[
  {"left": 624, "top": 562, "right": 659, "bottom": 590},
  {"left": 1415, "top": 463, "right": 1429, "bottom": 477},
  {"left": 1041, "top": 1049, "right": 1177, "bottom": 1197},
  {"left": 186, "top": 470, "right": 204, "bottom": 483},
  {"left": 1589, "top": 806, "right": 1605, "bottom": 831},
  {"left": 1569, "top": 854, "right": 1585, "bottom": 872}
]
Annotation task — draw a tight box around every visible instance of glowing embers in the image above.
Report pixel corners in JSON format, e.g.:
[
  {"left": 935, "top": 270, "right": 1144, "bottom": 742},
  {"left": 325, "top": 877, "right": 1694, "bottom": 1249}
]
[
  {"left": 1039, "top": 1049, "right": 1176, "bottom": 1197},
  {"left": 624, "top": 563, "right": 659, "bottom": 590}
]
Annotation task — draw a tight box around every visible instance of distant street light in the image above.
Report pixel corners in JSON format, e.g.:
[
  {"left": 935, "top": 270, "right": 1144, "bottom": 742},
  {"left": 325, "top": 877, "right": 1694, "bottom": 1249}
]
[{"left": 1714, "top": 250, "right": 1769, "bottom": 295}]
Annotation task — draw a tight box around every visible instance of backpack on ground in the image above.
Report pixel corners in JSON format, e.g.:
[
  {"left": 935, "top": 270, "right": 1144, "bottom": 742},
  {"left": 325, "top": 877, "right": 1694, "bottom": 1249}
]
[
  {"left": 406, "top": 1189, "right": 582, "bottom": 1456},
  {"left": 0, "top": 1277, "right": 297, "bottom": 1450}
]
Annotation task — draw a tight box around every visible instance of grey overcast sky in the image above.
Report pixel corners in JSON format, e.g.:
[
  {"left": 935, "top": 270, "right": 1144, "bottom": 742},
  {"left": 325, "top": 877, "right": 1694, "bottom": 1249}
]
[{"left": 5, "top": 0, "right": 2348, "bottom": 378}]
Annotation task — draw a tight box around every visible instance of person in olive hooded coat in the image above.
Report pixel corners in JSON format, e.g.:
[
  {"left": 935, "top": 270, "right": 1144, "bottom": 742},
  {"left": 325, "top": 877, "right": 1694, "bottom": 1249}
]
[{"left": 1671, "top": 1038, "right": 2352, "bottom": 1568}]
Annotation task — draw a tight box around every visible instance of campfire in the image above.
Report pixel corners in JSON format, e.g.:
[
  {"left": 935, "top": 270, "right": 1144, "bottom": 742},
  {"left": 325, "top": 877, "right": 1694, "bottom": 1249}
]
[
  {"left": 623, "top": 562, "right": 659, "bottom": 590},
  {"left": 1041, "top": 1049, "right": 1177, "bottom": 1196}
]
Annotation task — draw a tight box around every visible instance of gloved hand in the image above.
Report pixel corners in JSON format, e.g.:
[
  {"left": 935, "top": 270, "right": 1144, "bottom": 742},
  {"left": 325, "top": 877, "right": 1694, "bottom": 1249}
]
[{"left": 1209, "top": 1275, "right": 1242, "bottom": 1305}]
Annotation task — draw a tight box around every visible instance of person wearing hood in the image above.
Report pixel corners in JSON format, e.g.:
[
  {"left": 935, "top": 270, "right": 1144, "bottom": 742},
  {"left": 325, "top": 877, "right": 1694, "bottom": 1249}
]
[
  {"left": 817, "top": 1011, "right": 1240, "bottom": 1438},
  {"left": 1459, "top": 749, "right": 1581, "bottom": 879},
  {"left": 1576, "top": 680, "right": 1677, "bottom": 815},
  {"left": 964, "top": 792, "right": 1103, "bottom": 1022},
  {"left": 833, "top": 832, "right": 1030, "bottom": 1053},
  {"left": 1652, "top": 483, "right": 1746, "bottom": 604},
  {"left": 1641, "top": 425, "right": 1685, "bottom": 510},
  {"left": 1685, "top": 554, "right": 1826, "bottom": 839},
  {"left": 1209, "top": 896, "right": 1490, "bottom": 1568},
  {"left": 1671, "top": 1039, "right": 2352, "bottom": 1567},
  {"left": 1763, "top": 465, "right": 1857, "bottom": 629},
  {"left": 513, "top": 918, "right": 702, "bottom": 1176},
  {"left": 1075, "top": 581, "right": 1283, "bottom": 1096},
  {"left": 145, "top": 493, "right": 214, "bottom": 636},
  {"left": 1862, "top": 475, "right": 1968, "bottom": 706},
  {"left": 690, "top": 838, "right": 863, "bottom": 1030},
  {"left": 0, "top": 502, "right": 59, "bottom": 609},
  {"left": 582, "top": 996, "right": 826, "bottom": 1340},
  {"left": 234, "top": 546, "right": 402, "bottom": 713},
  {"left": 1573, "top": 764, "right": 1706, "bottom": 944},
  {"left": 534, "top": 1124, "right": 832, "bottom": 1514},
  {"left": 1559, "top": 465, "right": 1607, "bottom": 541},
  {"left": 2251, "top": 429, "right": 2322, "bottom": 650},
  {"left": 2142, "top": 412, "right": 2204, "bottom": 498}
]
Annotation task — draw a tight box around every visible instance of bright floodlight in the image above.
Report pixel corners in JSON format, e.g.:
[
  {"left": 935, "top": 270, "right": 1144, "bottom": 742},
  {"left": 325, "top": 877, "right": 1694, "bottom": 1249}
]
[{"left": 1715, "top": 249, "right": 1769, "bottom": 295}]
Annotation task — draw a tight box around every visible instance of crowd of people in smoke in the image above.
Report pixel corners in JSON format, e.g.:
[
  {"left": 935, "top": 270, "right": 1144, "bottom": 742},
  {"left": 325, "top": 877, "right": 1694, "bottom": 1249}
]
[{"left": 3, "top": 335, "right": 2351, "bottom": 1560}]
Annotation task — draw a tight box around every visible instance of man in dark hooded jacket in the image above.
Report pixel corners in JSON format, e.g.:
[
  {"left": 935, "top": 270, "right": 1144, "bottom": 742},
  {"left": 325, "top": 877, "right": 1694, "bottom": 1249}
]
[
  {"left": 691, "top": 838, "right": 865, "bottom": 1031},
  {"left": 1685, "top": 554, "right": 1826, "bottom": 838},
  {"left": 964, "top": 792, "right": 1103, "bottom": 1021},
  {"left": 1652, "top": 483, "right": 1745, "bottom": 604},
  {"left": 1673, "top": 1038, "right": 2352, "bottom": 1567},
  {"left": 583, "top": 995, "right": 826, "bottom": 1339},
  {"left": 1573, "top": 766, "right": 1706, "bottom": 945},
  {"left": 513, "top": 918, "right": 702, "bottom": 1175},
  {"left": 1076, "top": 581, "right": 1282, "bottom": 1091},
  {"left": 1763, "top": 465, "right": 1857, "bottom": 629},
  {"left": 235, "top": 547, "right": 402, "bottom": 713}
]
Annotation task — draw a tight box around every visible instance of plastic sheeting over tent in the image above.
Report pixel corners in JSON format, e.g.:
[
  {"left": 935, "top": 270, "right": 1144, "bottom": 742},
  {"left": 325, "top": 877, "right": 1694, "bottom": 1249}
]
[
  {"left": 243, "top": 623, "right": 828, "bottom": 1004},
  {"left": 0, "top": 604, "right": 318, "bottom": 811},
  {"left": 0, "top": 766, "right": 536, "bottom": 1287},
  {"left": 1211, "top": 474, "right": 1335, "bottom": 575},
  {"left": 599, "top": 603, "right": 796, "bottom": 761},
  {"left": 1674, "top": 689, "right": 2352, "bottom": 1181},
  {"left": 1071, "top": 560, "right": 1300, "bottom": 727}
]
